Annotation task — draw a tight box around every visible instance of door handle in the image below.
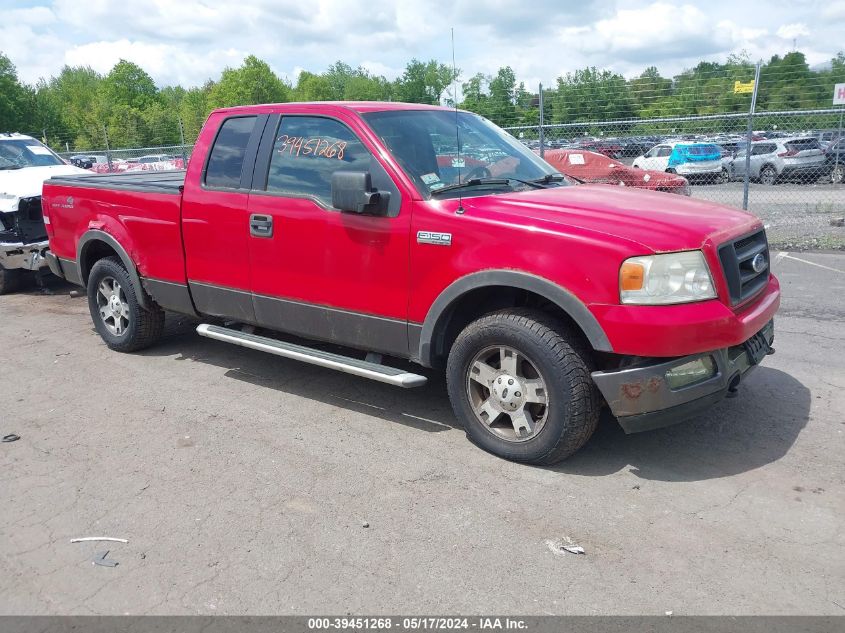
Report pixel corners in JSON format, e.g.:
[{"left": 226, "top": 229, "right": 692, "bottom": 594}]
[{"left": 250, "top": 214, "right": 273, "bottom": 238}]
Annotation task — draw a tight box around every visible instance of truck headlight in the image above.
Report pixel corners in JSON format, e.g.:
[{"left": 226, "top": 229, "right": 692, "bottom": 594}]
[
  {"left": 0, "top": 193, "right": 19, "bottom": 212},
  {"left": 620, "top": 251, "right": 716, "bottom": 305}
]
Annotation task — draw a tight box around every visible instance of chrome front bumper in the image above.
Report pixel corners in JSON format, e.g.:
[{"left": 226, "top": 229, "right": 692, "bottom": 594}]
[
  {"left": 0, "top": 240, "right": 50, "bottom": 271},
  {"left": 591, "top": 321, "right": 775, "bottom": 433}
]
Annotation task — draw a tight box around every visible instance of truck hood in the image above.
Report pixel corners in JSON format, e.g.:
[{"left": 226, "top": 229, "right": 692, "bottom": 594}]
[
  {"left": 0, "top": 165, "right": 89, "bottom": 212},
  {"left": 464, "top": 184, "right": 761, "bottom": 252}
]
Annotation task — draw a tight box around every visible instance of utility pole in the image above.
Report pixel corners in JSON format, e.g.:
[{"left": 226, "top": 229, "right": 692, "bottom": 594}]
[
  {"left": 742, "top": 61, "right": 762, "bottom": 211},
  {"left": 103, "top": 125, "right": 113, "bottom": 173},
  {"left": 538, "top": 83, "right": 545, "bottom": 159},
  {"left": 178, "top": 117, "right": 188, "bottom": 166}
]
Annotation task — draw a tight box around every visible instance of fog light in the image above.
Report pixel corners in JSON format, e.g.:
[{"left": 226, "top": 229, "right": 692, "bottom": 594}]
[{"left": 665, "top": 356, "right": 717, "bottom": 390}]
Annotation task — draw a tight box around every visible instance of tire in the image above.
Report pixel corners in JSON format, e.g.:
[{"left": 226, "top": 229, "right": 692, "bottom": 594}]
[
  {"left": 832, "top": 163, "right": 844, "bottom": 185},
  {"left": 716, "top": 168, "right": 729, "bottom": 185},
  {"left": 760, "top": 165, "right": 777, "bottom": 186},
  {"left": 446, "top": 309, "right": 600, "bottom": 465},
  {"left": 86, "top": 256, "right": 164, "bottom": 352},
  {"left": 0, "top": 265, "right": 22, "bottom": 295}
]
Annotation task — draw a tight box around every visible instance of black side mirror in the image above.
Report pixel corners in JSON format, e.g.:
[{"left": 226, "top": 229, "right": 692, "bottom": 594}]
[{"left": 331, "top": 171, "right": 390, "bottom": 215}]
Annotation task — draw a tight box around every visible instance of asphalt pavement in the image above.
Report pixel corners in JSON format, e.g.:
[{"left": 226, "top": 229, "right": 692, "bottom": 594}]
[{"left": 1, "top": 253, "right": 843, "bottom": 615}]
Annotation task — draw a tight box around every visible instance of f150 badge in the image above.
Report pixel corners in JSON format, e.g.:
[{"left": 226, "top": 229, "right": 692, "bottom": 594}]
[{"left": 417, "top": 231, "right": 452, "bottom": 246}]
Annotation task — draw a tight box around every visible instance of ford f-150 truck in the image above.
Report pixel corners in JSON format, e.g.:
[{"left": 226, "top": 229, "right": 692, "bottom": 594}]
[{"left": 41, "top": 102, "right": 779, "bottom": 464}]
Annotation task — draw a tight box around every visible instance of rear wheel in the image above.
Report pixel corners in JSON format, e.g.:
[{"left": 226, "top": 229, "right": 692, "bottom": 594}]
[
  {"left": 87, "top": 256, "right": 164, "bottom": 352},
  {"left": 446, "top": 309, "right": 600, "bottom": 465},
  {"left": 760, "top": 165, "right": 777, "bottom": 185},
  {"left": 716, "top": 168, "right": 729, "bottom": 184},
  {"left": 832, "top": 163, "right": 844, "bottom": 184}
]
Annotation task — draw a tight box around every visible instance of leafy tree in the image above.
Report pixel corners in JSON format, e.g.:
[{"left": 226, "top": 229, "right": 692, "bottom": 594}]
[
  {"left": 553, "top": 67, "right": 635, "bottom": 123},
  {"left": 99, "top": 60, "right": 158, "bottom": 112},
  {"left": 176, "top": 82, "right": 214, "bottom": 143},
  {"left": 294, "top": 71, "right": 334, "bottom": 101},
  {"left": 394, "top": 59, "right": 457, "bottom": 104},
  {"left": 0, "top": 53, "right": 32, "bottom": 132},
  {"left": 207, "top": 55, "right": 290, "bottom": 109}
]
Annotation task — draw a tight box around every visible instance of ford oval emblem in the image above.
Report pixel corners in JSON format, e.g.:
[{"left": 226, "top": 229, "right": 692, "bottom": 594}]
[{"left": 751, "top": 253, "right": 767, "bottom": 273}]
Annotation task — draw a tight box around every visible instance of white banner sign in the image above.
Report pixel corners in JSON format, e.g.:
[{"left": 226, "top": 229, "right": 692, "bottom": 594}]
[{"left": 834, "top": 83, "right": 845, "bottom": 106}]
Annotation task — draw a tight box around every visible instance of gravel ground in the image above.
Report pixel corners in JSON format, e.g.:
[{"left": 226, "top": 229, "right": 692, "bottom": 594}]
[
  {"left": 690, "top": 182, "right": 845, "bottom": 250},
  {"left": 0, "top": 253, "right": 843, "bottom": 615}
]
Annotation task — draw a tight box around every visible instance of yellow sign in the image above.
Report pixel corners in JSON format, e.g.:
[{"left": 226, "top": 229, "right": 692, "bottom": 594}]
[{"left": 734, "top": 80, "right": 755, "bottom": 94}]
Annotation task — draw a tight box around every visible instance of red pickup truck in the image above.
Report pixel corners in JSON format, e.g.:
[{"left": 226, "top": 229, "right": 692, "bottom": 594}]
[{"left": 42, "top": 102, "right": 779, "bottom": 464}]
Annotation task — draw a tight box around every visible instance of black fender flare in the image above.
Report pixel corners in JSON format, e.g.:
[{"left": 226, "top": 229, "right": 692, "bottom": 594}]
[
  {"left": 76, "top": 230, "right": 149, "bottom": 310},
  {"left": 417, "top": 270, "right": 613, "bottom": 366}
]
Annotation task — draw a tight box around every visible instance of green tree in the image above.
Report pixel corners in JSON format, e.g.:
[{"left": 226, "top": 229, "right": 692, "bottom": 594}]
[
  {"left": 553, "top": 67, "right": 635, "bottom": 123},
  {"left": 99, "top": 60, "right": 158, "bottom": 112},
  {"left": 294, "top": 71, "right": 334, "bottom": 101},
  {"left": 0, "top": 52, "right": 32, "bottom": 132},
  {"left": 179, "top": 82, "right": 214, "bottom": 143},
  {"left": 207, "top": 55, "right": 290, "bottom": 109},
  {"left": 394, "top": 59, "right": 457, "bottom": 104}
]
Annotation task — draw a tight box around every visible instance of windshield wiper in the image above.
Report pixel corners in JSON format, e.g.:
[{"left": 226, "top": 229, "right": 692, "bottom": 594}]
[
  {"left": 430, "top": 177, "right": 512, "bottom": 195},
  {"left": 0, "top": 165, "right": 24, "bottom": 171},
  {"left": 530, "top": 173, "right": 566, "bottom": 185},
  {"left": 431, "top": 176, "right": 550, "bottom": 196}
]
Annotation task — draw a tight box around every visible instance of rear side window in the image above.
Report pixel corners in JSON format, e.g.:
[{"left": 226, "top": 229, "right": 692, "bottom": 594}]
[
  {"left": 785, "top": 139, "right": 821, "bottom": 152},
  {"left": 205, "top": 116, "right": 256, "bottom": 188}
]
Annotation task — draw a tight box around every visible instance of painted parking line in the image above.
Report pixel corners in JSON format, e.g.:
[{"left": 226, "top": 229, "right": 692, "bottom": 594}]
[{"left": 778, "top": 252, "right": 845, "bottom": 274}]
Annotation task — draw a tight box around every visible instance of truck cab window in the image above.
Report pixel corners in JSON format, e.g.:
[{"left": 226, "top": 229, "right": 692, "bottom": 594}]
[
  {"left": 204, "top": 116, "right": 256, "bottom": 189},
  {"left": 266, "top": 117, "right": 372, "bottom": 206}
]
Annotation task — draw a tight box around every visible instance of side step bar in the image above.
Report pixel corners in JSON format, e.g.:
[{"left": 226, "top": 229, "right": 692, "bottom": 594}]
[{"left": 196, "top": 324, "right": 427, "bottom": 388}]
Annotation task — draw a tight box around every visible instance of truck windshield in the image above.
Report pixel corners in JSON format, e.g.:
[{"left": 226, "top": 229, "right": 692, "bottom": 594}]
[
  {"left": 363, "top": 110, "right": 563, "bottom": 198},
  {"left": 0, "top": 139, "right": 65, "bottom": 170}
]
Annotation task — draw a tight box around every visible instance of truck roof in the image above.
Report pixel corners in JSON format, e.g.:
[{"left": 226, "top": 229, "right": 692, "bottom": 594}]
[{"left": 211, "top": 101, "right": 451, "bottom": 116}]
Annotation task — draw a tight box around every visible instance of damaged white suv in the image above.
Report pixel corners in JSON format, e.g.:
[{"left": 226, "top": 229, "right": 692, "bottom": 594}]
[{"left": 0, "top": 134, "right": 88, "bottom": 293}]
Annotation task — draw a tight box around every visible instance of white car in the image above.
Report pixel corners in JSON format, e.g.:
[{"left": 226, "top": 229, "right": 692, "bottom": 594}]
[
  {"left": 0, "top": 134, "right": 89, "bottom": 293},
  {"left": 633, "top": 142, "right": 724, "bottom": 181}
]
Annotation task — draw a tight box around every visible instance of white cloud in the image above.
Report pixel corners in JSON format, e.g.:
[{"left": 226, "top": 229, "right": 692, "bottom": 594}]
[
  {"left": 0, "top": 0, "right": 841, "bottom": 90},
  {"left": 776, "top": 23, "right": 810, "bottom": 40}
]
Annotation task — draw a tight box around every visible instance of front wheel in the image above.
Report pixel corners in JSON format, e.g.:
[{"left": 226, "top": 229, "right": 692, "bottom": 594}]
[
  {"left": 760, "top": 165, "right": 777, "bottom": 185},
  {"left": 87, "top": 256, "right": 164, "bottom": 352},
  {"left": 0, "top": 265, "right": 22, "bottom": 295},
  {"left": 832, "top": 163, "right": 844, "bottom": 184},
  {"left": 446, "top": 309, "right": 600, "bottom": 465}
]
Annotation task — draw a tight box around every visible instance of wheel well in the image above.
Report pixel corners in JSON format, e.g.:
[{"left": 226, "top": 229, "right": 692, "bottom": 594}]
[
  {"left": 428, "top": 286, "right": 593, "bottom": 368},
  {"left": 80, "top": 240, "right": 119, "bottom": 284}
]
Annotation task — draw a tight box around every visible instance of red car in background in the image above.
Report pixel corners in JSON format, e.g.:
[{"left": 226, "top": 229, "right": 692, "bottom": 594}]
[{"left": 542, "top": 149, "right": 691, "bottom": 196}]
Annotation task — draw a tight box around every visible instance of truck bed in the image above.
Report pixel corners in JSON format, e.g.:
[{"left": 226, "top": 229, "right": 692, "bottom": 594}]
[
  {"left": 43, "top": 170, "right": 187, "bottom": 286},
  {"left": 46, "top": 170, "right": 185, "bottom": 194}
]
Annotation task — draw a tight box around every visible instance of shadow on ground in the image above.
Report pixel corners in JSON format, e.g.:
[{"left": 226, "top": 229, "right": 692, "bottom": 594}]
[{"left": 141, "top": 316, "right": 810, "bottom": 483}]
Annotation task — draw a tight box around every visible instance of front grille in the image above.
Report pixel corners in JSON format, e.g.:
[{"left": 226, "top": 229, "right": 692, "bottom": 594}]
[
  {"left": 0, "top": 196, "right": 47, "bottom": 244},
  {"left": 718, "top": 229, "right": 770, "bottom": 305}
]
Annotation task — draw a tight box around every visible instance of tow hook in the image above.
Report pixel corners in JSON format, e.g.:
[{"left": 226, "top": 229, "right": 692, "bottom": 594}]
[
  {"left": 767, "top": 347, "right": 775, "bottom": 355},
  {"left": 726, "top": 374, "right": 741, "bottom": 399}
]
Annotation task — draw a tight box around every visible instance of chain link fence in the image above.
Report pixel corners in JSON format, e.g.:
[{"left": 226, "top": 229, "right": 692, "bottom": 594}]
[
  {"left": 497, "top": 60, "right": 845, "bottom": 251},
  {"left": 21, "top": 60, "right": 845, "bottom": 250}
]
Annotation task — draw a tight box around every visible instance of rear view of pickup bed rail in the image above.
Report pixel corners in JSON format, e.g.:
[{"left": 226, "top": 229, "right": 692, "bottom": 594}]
[{"left": 42, "top": 101, "right": 780, "bottom": 464}]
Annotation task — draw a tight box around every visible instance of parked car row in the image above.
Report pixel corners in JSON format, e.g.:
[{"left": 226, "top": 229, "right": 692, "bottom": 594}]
[{"left": 523, "top": 130, "right": 843, "bottom": 184}]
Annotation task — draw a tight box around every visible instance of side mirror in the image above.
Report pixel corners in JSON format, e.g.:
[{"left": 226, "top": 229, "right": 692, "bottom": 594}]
[{"left": 331, "top": 171, "right": 390, "bottom": 216}]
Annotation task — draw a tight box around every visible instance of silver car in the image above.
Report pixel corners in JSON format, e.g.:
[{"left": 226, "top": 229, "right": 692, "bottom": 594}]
[{"left": 730, "top": 137, "right": 829, "bottom": 185}]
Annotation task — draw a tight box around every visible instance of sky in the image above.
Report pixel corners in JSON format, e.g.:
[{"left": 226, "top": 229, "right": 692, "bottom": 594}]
[{"left": 2, "top": 0, "right": 844, "bottom": 91}]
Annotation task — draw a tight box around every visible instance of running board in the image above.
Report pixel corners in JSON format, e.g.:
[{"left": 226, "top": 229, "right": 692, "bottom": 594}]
[{"left": 196, "top": 324, "right": 427, "bottom": 388}]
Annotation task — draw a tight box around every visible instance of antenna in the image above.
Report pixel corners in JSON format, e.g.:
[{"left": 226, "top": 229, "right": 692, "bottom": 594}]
[{"left": 451, "top": 27, "right": 464, "bottom": 214}]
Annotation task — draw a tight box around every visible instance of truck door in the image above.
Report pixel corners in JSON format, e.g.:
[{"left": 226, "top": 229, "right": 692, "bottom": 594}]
[
  {"left": 245, "top": 114, "right": 411, "bottom": 357},
  {"left": 182, "top": 114, "right": 267, "bottom": 322}
]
